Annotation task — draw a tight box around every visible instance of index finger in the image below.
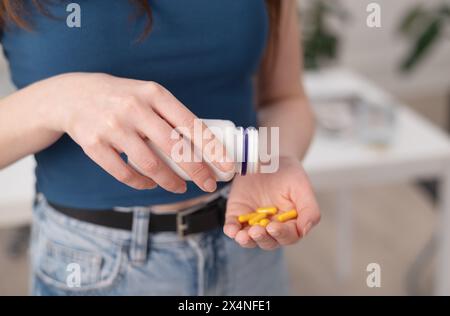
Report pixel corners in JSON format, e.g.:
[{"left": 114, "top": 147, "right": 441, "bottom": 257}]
[{"left": 143, "top": 83, "right": 234, "bottom": 172}]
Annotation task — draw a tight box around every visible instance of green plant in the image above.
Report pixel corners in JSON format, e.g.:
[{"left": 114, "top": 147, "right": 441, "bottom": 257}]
[
  {"left": 399, "top": 2, "right": 450, "bottom": 72},
  {"left": 301, "top": 0, "right": 349, "bottom": 70}
]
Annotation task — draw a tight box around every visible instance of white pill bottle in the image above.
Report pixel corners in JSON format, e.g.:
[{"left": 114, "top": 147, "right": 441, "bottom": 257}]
[{"left": 132, "top": 119, "right": 260, "bottom": 182}]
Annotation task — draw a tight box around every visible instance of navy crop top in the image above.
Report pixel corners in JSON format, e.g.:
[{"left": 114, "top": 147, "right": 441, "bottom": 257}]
[{"left": 0, "top": 0, "right": 269, "bottom": 209}]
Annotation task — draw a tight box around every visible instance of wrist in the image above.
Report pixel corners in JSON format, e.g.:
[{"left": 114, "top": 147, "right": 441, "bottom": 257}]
[{"left": 33, "top": 73, "right": 77, "bottom": 134}]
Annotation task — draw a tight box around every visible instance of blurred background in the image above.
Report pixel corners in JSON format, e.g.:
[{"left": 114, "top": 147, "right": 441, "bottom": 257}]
[{"left": 1, "top": 0, "right": 450, "bottom": 295}]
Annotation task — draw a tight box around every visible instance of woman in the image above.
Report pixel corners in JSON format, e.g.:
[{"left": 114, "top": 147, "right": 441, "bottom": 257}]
[{"left": 0, "top": 0, "right": 320, "bottom": 295}]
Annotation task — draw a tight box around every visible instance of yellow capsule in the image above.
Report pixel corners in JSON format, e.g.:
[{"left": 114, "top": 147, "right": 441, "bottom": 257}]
[
  {"left": 258, "top": 218, "right": 270, "bottom": 227},
  {"left": 256, "top": 206, "right": 278, "bottom": 215},
  {"left": 249, "top": 213, "right": 268, "bottom": 225},
  {"left": 276, "top": 209, "right": 298, "bottom": 222},
  {"left": 238, "top": 212, "right": 258, "bottom": 223}
]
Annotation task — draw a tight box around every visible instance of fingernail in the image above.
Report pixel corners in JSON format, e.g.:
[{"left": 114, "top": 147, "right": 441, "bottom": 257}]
[
  {"left": 268, "top": 228, "right": 280, "bottom": 237},
  {"left": 175, "top": 184, "right": 187, "bottom": 194},
  {"left": 203, "top": 178, "right": 217, "bottom": 192},
  {"left": 303, "top": 222, "right": 313, "bottom": 236},
  {"left": 221, "top": 161, "right": 235, "bottom": 172}
]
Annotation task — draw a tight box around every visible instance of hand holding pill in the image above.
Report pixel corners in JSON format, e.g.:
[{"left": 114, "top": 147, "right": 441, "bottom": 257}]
[
  {"left": 237, "top": 207, "right": 298, "bottom": 227},
  {"left": 223, "top": 157, "right": 321, "bottom": 250}
]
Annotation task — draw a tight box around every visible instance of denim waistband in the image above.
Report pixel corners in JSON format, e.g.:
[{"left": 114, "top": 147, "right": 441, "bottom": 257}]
[
  {"left": 31, "top": 190, "right": 289, "bottom": 295},
  {"left": 34, "top": 192, "right": 226, "bottom": 246}
]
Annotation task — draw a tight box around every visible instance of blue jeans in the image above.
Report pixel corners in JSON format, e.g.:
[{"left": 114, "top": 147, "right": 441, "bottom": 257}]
[{"left": 30, "top": 194, "right": 289, "bottom": 296}]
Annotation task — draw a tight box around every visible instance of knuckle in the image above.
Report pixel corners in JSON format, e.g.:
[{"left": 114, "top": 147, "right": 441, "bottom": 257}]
[
  {"left": 147, "top": 81, "right": 164, "bottom": 96},
  {"left": 116, "top": 168, "right": 134, "bottom": 184},
  {"left": 122, "top": 95, "right": 141, "bottom": 113},
  {"left": 103, "top": 109, "right": 123, "bottom": 131},
  {"left": 189, "top": 163, "right": 209, "bottom": 180},
  {"left": 83, "top": 135, "right": 103, "bottom": 152},
  {"left": 179, "top": 115, "right": 195, "bottom": 131},
  {"left": 141, "top": 156, "right": 160, "bottom": 174}
]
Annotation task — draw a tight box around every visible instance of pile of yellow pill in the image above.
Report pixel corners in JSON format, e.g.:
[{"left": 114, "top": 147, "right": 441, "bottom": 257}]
[{"left": 238, "top": 206, "right": 298, "bottom": 227}]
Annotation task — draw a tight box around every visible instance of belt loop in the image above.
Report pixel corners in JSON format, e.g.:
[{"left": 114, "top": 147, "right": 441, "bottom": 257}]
[
  {"left": 35, "top": 192, "right": 45, "bottom": 204},
  {"left": 129, "top": 207, "right": 151, "bottom": 266},
  {"left": 219, "top": 185, "right": 230, "bottom": 199}
]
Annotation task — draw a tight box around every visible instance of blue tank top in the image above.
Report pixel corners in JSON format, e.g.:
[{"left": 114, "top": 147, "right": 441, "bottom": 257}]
[{"left": 1, "top": 0, "right": 269, "bottom": 209}]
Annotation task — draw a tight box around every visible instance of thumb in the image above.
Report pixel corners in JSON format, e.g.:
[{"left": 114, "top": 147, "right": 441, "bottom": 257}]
[
  {"left": 223, "top": 216, "right": 241, "bottom": 239},
  {"left": 223, "top": 201, "right": 253, "bottom": 239}
]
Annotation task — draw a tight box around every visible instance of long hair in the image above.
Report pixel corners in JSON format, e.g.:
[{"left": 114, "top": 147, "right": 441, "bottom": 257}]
[{"left": 0, "top": 0, "right": 281, "bottom": 64}]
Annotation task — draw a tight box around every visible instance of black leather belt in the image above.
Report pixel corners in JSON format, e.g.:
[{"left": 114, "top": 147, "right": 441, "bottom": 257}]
[{"left": 47, "top": 196, "right": 227, "bottom": 238}]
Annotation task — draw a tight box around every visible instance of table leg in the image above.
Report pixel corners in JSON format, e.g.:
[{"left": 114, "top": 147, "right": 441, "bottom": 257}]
[
  {"left": 336, "top": 188, "right": 352, "bottom": 281},
  {"left": 436, "top": 167, "right": 450, "bottom": 295}
]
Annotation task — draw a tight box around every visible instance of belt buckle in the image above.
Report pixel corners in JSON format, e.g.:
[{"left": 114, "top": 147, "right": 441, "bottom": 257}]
[{"left": 176, "top": 205, "right": 201, "bottom": 240}]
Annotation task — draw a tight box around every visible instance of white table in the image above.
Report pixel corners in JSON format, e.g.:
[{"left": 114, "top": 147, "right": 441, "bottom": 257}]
[
  {"left": 303, "top": 69, "right": 450, "bottom": 296},
  {"left": 1, "top": 68, "right": 450, "bottom": 295}
]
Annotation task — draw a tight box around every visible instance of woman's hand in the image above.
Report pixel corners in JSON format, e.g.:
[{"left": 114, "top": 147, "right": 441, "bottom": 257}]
[
  {"left": 40, "top": 73, "right": 232, "bottom": 193},
  {"left": 224, "top": 156, "right": 320, "bottom": 250}
]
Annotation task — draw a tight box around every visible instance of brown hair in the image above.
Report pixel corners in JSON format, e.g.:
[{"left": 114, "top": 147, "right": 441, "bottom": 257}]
[
  {"left": 0, "top": 0, "right": 280, "bottom": 63},
  {"left": 0, "top": 0, "right": 154, "bottom": 31}
]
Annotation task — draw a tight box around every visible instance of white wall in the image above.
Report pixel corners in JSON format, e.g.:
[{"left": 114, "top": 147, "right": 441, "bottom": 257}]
[
  {"left": 0, "top": 55, "right": 34, "bottom": 227},
  {"left": 327, "top": 0, "right": 450, "bottom": 99},
  {"left": 0, "top": 52, "right": 14, "bottom": 97}
]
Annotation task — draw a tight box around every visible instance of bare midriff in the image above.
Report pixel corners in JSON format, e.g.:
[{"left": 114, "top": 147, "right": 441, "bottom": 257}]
[{"left": 150, "top": 193, "right": 216, "bottom": 213}]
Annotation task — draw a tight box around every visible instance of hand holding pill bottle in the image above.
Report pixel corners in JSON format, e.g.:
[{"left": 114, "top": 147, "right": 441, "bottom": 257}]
[{"left": 130, "top": 119, "right": 261, "bottom": 182}]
